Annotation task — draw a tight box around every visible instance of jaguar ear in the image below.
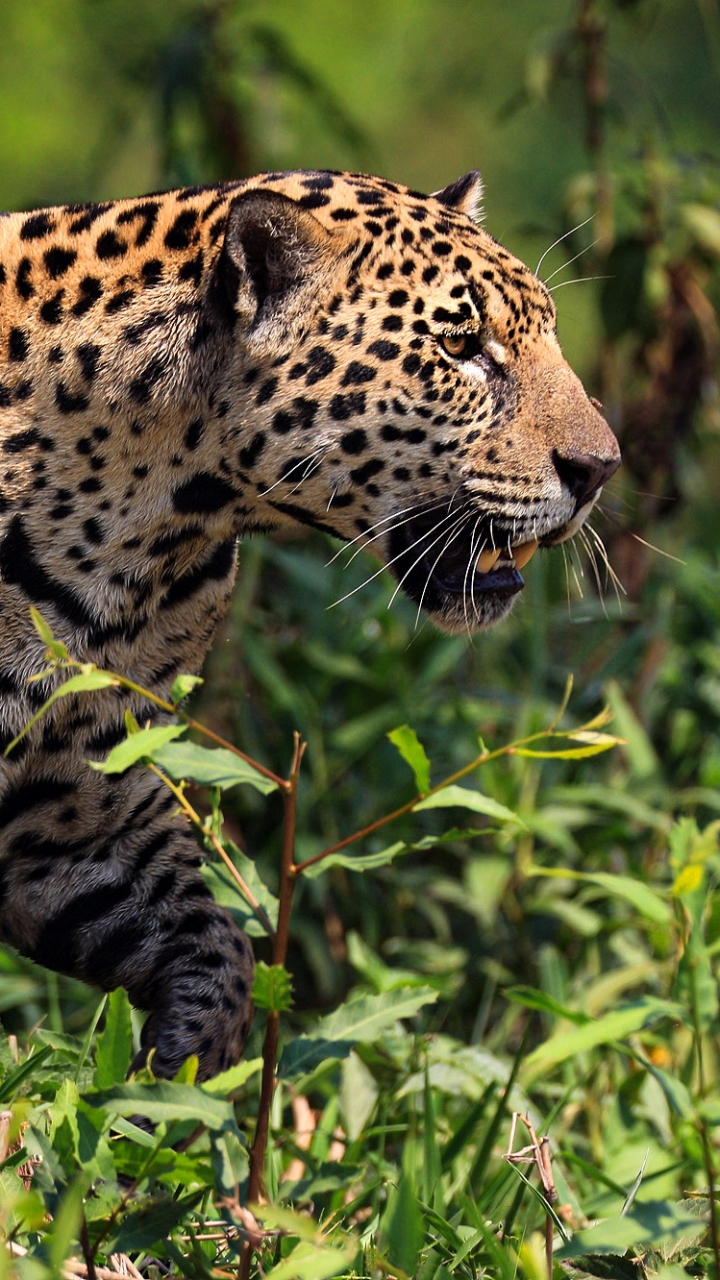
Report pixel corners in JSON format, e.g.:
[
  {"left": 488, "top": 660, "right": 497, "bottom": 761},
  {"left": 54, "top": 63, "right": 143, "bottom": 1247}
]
[
  {"left": 433, "top": 171, "right": 484, "bottom": 222},
  {"left": 219, "top": 188, "right": 335, "bottom": 330}
]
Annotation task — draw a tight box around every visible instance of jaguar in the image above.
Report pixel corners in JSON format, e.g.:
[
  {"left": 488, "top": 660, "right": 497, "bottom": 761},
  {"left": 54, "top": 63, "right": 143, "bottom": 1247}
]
[{"left": 0, "top": 168, "right": 620, "bottom": 1079}]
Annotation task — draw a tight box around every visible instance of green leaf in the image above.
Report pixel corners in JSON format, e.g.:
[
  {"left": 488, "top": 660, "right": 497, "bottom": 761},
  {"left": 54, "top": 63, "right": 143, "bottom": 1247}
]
[
  {"left": 203, "top": 851, "right": 279, "bottom": 937},
  {"left": 522, "top": 998, "right": 687, "bottom": 1079},
  {"left": 29, "top": 606, "right": 58, "bottom": 646},
  {"left": 4, "top": 670, "right": 119, "bottom": 756},
  {"left": 93, "top": 988, "right": 133, "bottom": 1088},
  {"left": 340, "top": 1051, "right": 378, "bottom": 1140},
  {"left": 210, "top": 1125, "right": 250, "bottom": 1196},
  {"left": 303, "top": 828, "right": 489, "bottom": 880},
  {"left": 380, "top": 1174, "right": 424, "bottom": 1276},
  {"left": 263, "top": 1239, "right": 357, "bottom": 1280},
  {"left": 505, "top": 985, "right": 590, "bottom": 1025},
  {"left": 555, "top": 1199, "right": 705, "bottom": 1259},
  {"left": 151, "top": 739, "right": 278, "bottom": 793},
  {"left": 53, "top": 670, "right": 116, "bottom": 694},
  {"left": 199, "top": 1058, "right": 262, "bottom": 1098},
  {"left": 526, "top": 864, "right": 672, "bottom": 925},
  {"left": 279, "top": 1160, "right": 364, "bottom": 1201},
  {"left": 640, "top": 1061, "right": 693, "bottom": 1119},
  {"left": 47, "top": 1175, "right": 90, "bottom": 1273},
  {"left": 251, "top": 1208, "right": 357, "bottom": 1276},
  {"left": 170, "top": 673, "right": 203, "bottom": 703},
  {"left": 301, "top": 841, "right": 410, "bottom": 879},
  {"left": 675, "top": 932, "right": 719, "bottom": 1031},
  {"left": 513, "top": 741, "right": 618, "bottom": 760},
  {"left": 87, "top": 1080, "right": 238, "bottom": 1128},
  {"left": 605, "top": 680, "right": 659, "bottom": 779},
  {"left": 388, "top": 724, "right": 431, "bottom": 794},
  {"left": 0, "top": 1044, "right": 54, "bottom": 1104},
  {"left": 89, "top": 723, "right": 186, "bottom": 773},
  {"left": 253, "top": 961, "right": 293, "bottom": 1012},
  {"left": 414, "top": 784, "right": 523, "bottom": 826},
  {"left": 106, "top": 1191, "right": 204, "bottom": 1253},
  {"left": 278, "top": 986, "right": 438, "bottom": 1079}
]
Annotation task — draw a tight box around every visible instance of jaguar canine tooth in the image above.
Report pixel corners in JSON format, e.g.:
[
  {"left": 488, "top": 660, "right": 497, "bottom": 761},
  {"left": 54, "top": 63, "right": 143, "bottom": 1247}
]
[
  {"left": 476, "top": 547, "right": 502, "bottom": 573},
  {"left": 511, "top": 539, "right": 539, "bottom": 569}
]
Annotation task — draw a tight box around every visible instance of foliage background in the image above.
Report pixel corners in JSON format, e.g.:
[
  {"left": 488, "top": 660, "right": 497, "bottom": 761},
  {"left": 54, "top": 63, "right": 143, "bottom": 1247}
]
[{"left": 1, "top": 1, "right": 720, "bottom": 1276}]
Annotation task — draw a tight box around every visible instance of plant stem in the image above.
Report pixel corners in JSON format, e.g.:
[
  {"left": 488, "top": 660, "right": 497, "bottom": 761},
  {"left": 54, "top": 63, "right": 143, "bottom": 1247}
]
[
  {"left": 147, "top": 764, "right": 276, "bottom": 939},
  {"left": 699, "top": 1116, "right": 720, "bottom": 1279},
  {"left": 274, "top": 733, "right": 306, "bottom": 967},
  {"left": 79, "top": 1212, "right": 98, "bottom": 1280},
  {"left": 239, "top": 733, "right": 305, "bottom": 1280}
]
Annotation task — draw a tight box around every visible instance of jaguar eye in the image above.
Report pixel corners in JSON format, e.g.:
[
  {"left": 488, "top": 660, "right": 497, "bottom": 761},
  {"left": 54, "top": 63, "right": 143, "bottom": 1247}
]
[{"left": 440, "top": 334, "right": 470, "bottom": 358}]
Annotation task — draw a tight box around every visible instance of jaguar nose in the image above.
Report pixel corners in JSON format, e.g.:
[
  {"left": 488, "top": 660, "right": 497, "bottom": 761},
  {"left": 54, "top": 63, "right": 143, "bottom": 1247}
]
[{"left": 552, "top": 448, "right": 621, "bottom": 510}]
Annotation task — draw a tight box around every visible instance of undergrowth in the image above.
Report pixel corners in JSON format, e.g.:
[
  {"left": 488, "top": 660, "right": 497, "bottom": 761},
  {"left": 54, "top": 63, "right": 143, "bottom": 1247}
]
[{"left": 1, "top": 606, "right": 720, "bottom": 1280}]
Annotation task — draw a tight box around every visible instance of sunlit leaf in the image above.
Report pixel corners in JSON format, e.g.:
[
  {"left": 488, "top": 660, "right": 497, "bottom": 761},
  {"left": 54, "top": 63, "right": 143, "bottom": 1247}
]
[
  {"left": 555, "top": 1199, "right": 705, "bottom": 1259},
  {"left": 89, "top": 723, "right": 186, "bottom": 773},
  {"left": 415, "top": 784, "right": 523, "bottom": 825},
  {"left": 380, "top": 1173, "right": 424, "bottom": 1276},
  {"left": 527, "top": 864, "right": 672, "bottom": 924},
  {"left": 203, "top": 852, "right": 279, "bottom": 937},
  {"left": 568, "top": 731, "right": 623, "bottom": 747},
  {"left": 253, "top": 961, "right": 293, "bottom": 1012},
  {"left": 200, "top": 1058, "right": 263, "bottom": 1097},
  {"left": 30, "top": 606, "right": 58, "bottom": 646},
  {"left": 388, "top": 723, "right": 431, "bottom": 794},
  {"left": 93, "top": 988, "right": 133, "bottom": 1088},
  {"left": 88, "top": 1081, "right": 238, "bottom": 1128},
  {"left": 262, "top": 1239, "right": 357, "bottom": 1280},
  {"left": 672, "top": 864, "right": 704, "bottom": 896},
  {"left": 505, "top": 985, "right": 589, "bottom": 1025},
  {"left": 513, "top": 741, "right": 619, "bottom": 760},
  {"left": 522, "top": 998, "right": 687, "bottom": 1078},
  {"left": 4, "top": 670, "right": 119, "bottom": 756},
  {"left": 170, "top": 673, "right": 203, "bottom": 703},
  {"left": 151, "top": 739, "right": 277, "bottom": 793},
  {"left": 278, "top": 987, "right": 438, "bottom": 1079}
]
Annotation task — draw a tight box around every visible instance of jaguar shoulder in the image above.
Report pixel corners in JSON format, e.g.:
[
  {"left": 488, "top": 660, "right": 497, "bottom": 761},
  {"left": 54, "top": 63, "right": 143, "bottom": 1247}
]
[{"left": 0, "top": 168, "right": 619, "bottom": 1079}]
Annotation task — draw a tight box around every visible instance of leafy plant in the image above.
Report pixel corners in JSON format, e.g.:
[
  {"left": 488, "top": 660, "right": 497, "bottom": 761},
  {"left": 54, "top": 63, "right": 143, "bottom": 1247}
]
[{"left": 4, "top": 613, "right": 720, "bottom": 1280}]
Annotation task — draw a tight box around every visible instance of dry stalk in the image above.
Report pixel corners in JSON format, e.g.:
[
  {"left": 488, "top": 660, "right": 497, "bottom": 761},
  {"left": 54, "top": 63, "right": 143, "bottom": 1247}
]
[{"left": 507, "top": 1112, "right": 558, "bottom": 1280}]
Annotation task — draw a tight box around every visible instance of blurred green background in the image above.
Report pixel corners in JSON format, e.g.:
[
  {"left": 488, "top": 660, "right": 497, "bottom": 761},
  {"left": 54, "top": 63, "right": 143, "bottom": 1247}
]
[{"left": 1, "top": 0, "right": 719, "bottom": 1037}]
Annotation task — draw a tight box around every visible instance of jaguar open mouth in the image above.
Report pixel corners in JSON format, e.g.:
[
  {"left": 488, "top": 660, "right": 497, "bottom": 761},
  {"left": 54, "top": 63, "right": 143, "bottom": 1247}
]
[{"left": 387, "top": 507, "right": 541, "bottom": 624}]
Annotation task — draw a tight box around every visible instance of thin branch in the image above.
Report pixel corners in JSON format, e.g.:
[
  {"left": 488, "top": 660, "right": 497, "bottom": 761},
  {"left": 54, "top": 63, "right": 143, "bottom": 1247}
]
[
  {"left": 79, "top": 1215, "right": 98, "bottom": 1280},
  {"left": 22, "top": 645, "right": 285, "bottom": 789},
  {"left": 147, "top": 764, "right": 276, "bottom": 940},
  {"left": 293, "top": 723, "right": 571, "bottom": 876}
]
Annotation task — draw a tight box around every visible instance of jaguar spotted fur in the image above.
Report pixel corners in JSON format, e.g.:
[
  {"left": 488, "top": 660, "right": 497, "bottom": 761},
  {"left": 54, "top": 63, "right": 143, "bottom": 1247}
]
[{"left": 0, "top": 169, "right": 620, "bottom": 1078}]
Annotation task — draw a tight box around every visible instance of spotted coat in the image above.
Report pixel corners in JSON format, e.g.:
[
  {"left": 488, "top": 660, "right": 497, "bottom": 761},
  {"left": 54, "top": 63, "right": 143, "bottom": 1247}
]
[{"left": 0, "top": 169, "right": 620, "bottom": 1078}]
